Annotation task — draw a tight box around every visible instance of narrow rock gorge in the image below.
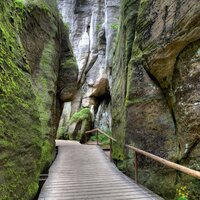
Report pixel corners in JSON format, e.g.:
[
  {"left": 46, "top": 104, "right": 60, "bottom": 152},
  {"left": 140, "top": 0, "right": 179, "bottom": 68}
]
[
  {"left": 57, "top": 0, "right": 120, "bottom": 140},
  {"left": 0, "top": 0, "right": 199, "bottom": 199}
]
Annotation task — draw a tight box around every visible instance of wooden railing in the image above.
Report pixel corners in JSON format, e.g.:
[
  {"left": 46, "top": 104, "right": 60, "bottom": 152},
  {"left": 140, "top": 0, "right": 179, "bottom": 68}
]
[
  {"left": 86, "top": 128, "right": 116, "bottom": 161},
  {"left": 85, "top": 128, "right": 200, "bottom": 183}
]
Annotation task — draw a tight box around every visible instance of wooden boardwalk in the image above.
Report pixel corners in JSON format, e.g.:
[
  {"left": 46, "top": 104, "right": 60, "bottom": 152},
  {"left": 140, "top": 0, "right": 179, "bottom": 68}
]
[{"left": 38, "top": 140, "right": 164, "bottom": 200}]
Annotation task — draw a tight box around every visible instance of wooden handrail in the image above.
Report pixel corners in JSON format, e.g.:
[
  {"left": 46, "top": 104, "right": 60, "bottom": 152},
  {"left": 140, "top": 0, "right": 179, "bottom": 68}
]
[
  {"left": 85, "top": 128, "right": 116, "bottom": 161},
  {"left": 85, "top": 128, "right": 200, "bottom": 182},
  {"left": 85, "top": 128, "right": 98, "bottom": 133},
  {"left": 125, "top": 144, "right": 200, "bottom": 180},
  {"left": 85, "top": 128, "right": 117, "bottom": 142}
]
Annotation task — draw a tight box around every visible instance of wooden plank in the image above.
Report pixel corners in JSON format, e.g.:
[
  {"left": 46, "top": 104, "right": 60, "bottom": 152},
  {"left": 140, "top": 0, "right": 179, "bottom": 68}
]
[{"left": 38, "top": 140, "right": 163, "bottom": 200}]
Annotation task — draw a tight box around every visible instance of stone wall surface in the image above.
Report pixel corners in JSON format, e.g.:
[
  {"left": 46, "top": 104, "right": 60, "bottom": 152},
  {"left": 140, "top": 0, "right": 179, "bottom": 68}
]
[
  {"left": 57, "top": 0, "right": 120, "bottom": 139},
  {"left": 0, "top": 0, "right": 77, "bottom": 199},
  {"left": 112, "top": 0, "right": 200, "bottom": 199}
]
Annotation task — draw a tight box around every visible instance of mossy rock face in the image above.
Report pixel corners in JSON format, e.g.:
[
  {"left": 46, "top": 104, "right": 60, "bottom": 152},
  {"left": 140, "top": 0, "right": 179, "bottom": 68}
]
[
  {"left": 111, "top": 0, "right": 141, "bottom": 162},
  {"left": 20, "top": 0, "right": 62, "bottom": 172},
  {"left": 0, "top": 1, "right": 41, "bottom": 199},
  {"left": 65, "top": 108, "right": 92, "bottom": 142},
  {"left": 58, "top": 23, "right": 78, "bottom": 102},
  {"left": 112, "top": 0, "right": 200, "bottom": 199},
  {"left": 0, "top": 0, "right": 68, "bottom": 199}
]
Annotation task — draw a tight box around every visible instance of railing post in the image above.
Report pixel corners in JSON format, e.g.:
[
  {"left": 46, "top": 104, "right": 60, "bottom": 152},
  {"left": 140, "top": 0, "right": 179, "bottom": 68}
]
[
  {"left": 110, "top": 138, "right": 112, "bottom": 162},
  {"left": 135, "top": 151, "right": 138, "bottom": 183},
  {"left": 96, "top": 131, "right": 99, "bottom": 145},
  {"left": 85, "top": 133, "right": 87, "bottom": 144}
]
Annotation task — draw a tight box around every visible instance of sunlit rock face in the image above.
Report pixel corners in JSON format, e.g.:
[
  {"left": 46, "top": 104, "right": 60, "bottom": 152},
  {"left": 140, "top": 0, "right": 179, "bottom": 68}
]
[
  {"left": 57, "top": 0, "right": 120, "bottom": 138},
  {"left": 112, "top": 0, "right": 200, "bottom": 199}
]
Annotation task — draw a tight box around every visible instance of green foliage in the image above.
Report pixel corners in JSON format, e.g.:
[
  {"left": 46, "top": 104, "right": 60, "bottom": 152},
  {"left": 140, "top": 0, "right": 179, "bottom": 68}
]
[
  {"left": 110, "top": 23, "right": 119, "bottom": 30},
  {"left": 61, "top": 56, "right": 77, "bottom": 69},
  {"left": 176, "top": 185, "right": 189, "bottom": 200},
  {"left": 69, "top": 108, "right": 91, "bottom": 125},
  {"left": 177, "top": 198, "right": 188, "bottom": 200},
  {"left": 14, "top": 0, "right": 25, "bottom": 3},
  {"left": 96, "top": 23, "right": 101, "bottom": 31},
  {"left": 63, "top": 22, "right": 69, "bottom": 34},
  {"left": 90, "top": 130, "right": 112, "bottom": 145},
  {"left": 175, "top": 178, "right": 200, "bottom": 200},
  {"left": 67, "top": 108, "right": 92, "bottom": 141},
  {"left": 57, "top": 126, "right": 66, "bottom": 139},
  {"left": 14, "top": 0, "right": 25, "bottom": 12},
  {"left": 40, "top": 140, "right": 54, "bottom": 171}
]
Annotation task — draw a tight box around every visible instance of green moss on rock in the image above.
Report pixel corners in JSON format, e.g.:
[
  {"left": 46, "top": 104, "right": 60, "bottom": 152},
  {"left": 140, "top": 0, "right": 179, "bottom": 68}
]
[
  {"left": 69, "top": 108, "right": 91, "bottom": 124},
  {"left": 67, "top": 108, "right": 92, "bottom": 142},
  {"left": 0, "top": 0, "right": 63, "bottom": 199},
  {"left": 112, "top": 0, "right": 200, "bottom": 199},
  {"left": 0, "top": 1, "right": 42, "bottom": 198},
  {"left": 58, "top": 22, "right": 78, "bottom": 102}
]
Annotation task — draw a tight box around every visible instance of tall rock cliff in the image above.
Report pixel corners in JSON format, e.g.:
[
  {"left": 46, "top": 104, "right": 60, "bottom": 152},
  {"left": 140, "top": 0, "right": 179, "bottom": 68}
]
[
  {"left": 0, "top": 0, "right": 77, "bottom": 199},
  {"left": 57, "top": 0, "right": 120, "bottom": 139},
  {"left": 112, "top": 0, "right": 200, "bottom": 199}
]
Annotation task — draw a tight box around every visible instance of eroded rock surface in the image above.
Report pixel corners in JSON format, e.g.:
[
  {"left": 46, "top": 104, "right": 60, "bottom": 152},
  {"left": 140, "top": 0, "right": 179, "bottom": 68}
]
[
  {"left": 57, "top": 0, "right": 120, "bottom": 137},
  {"left": 0, "top": 1, "right": 77, "bottom": 199},
  {"left": 112, "top": 0, "right": 200, "bottom": 199}
]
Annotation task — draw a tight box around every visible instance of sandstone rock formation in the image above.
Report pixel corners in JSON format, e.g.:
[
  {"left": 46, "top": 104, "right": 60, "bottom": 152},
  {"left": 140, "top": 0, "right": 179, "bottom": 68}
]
[
  {"left": 112, "top": 0, "right": 200, "bottom": 199},
  {"left": 0, "top": 0, "right": 77, "bottom": 199},
  {"left": 57, "top": 0, "right": 120, "bottom": 137}
]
